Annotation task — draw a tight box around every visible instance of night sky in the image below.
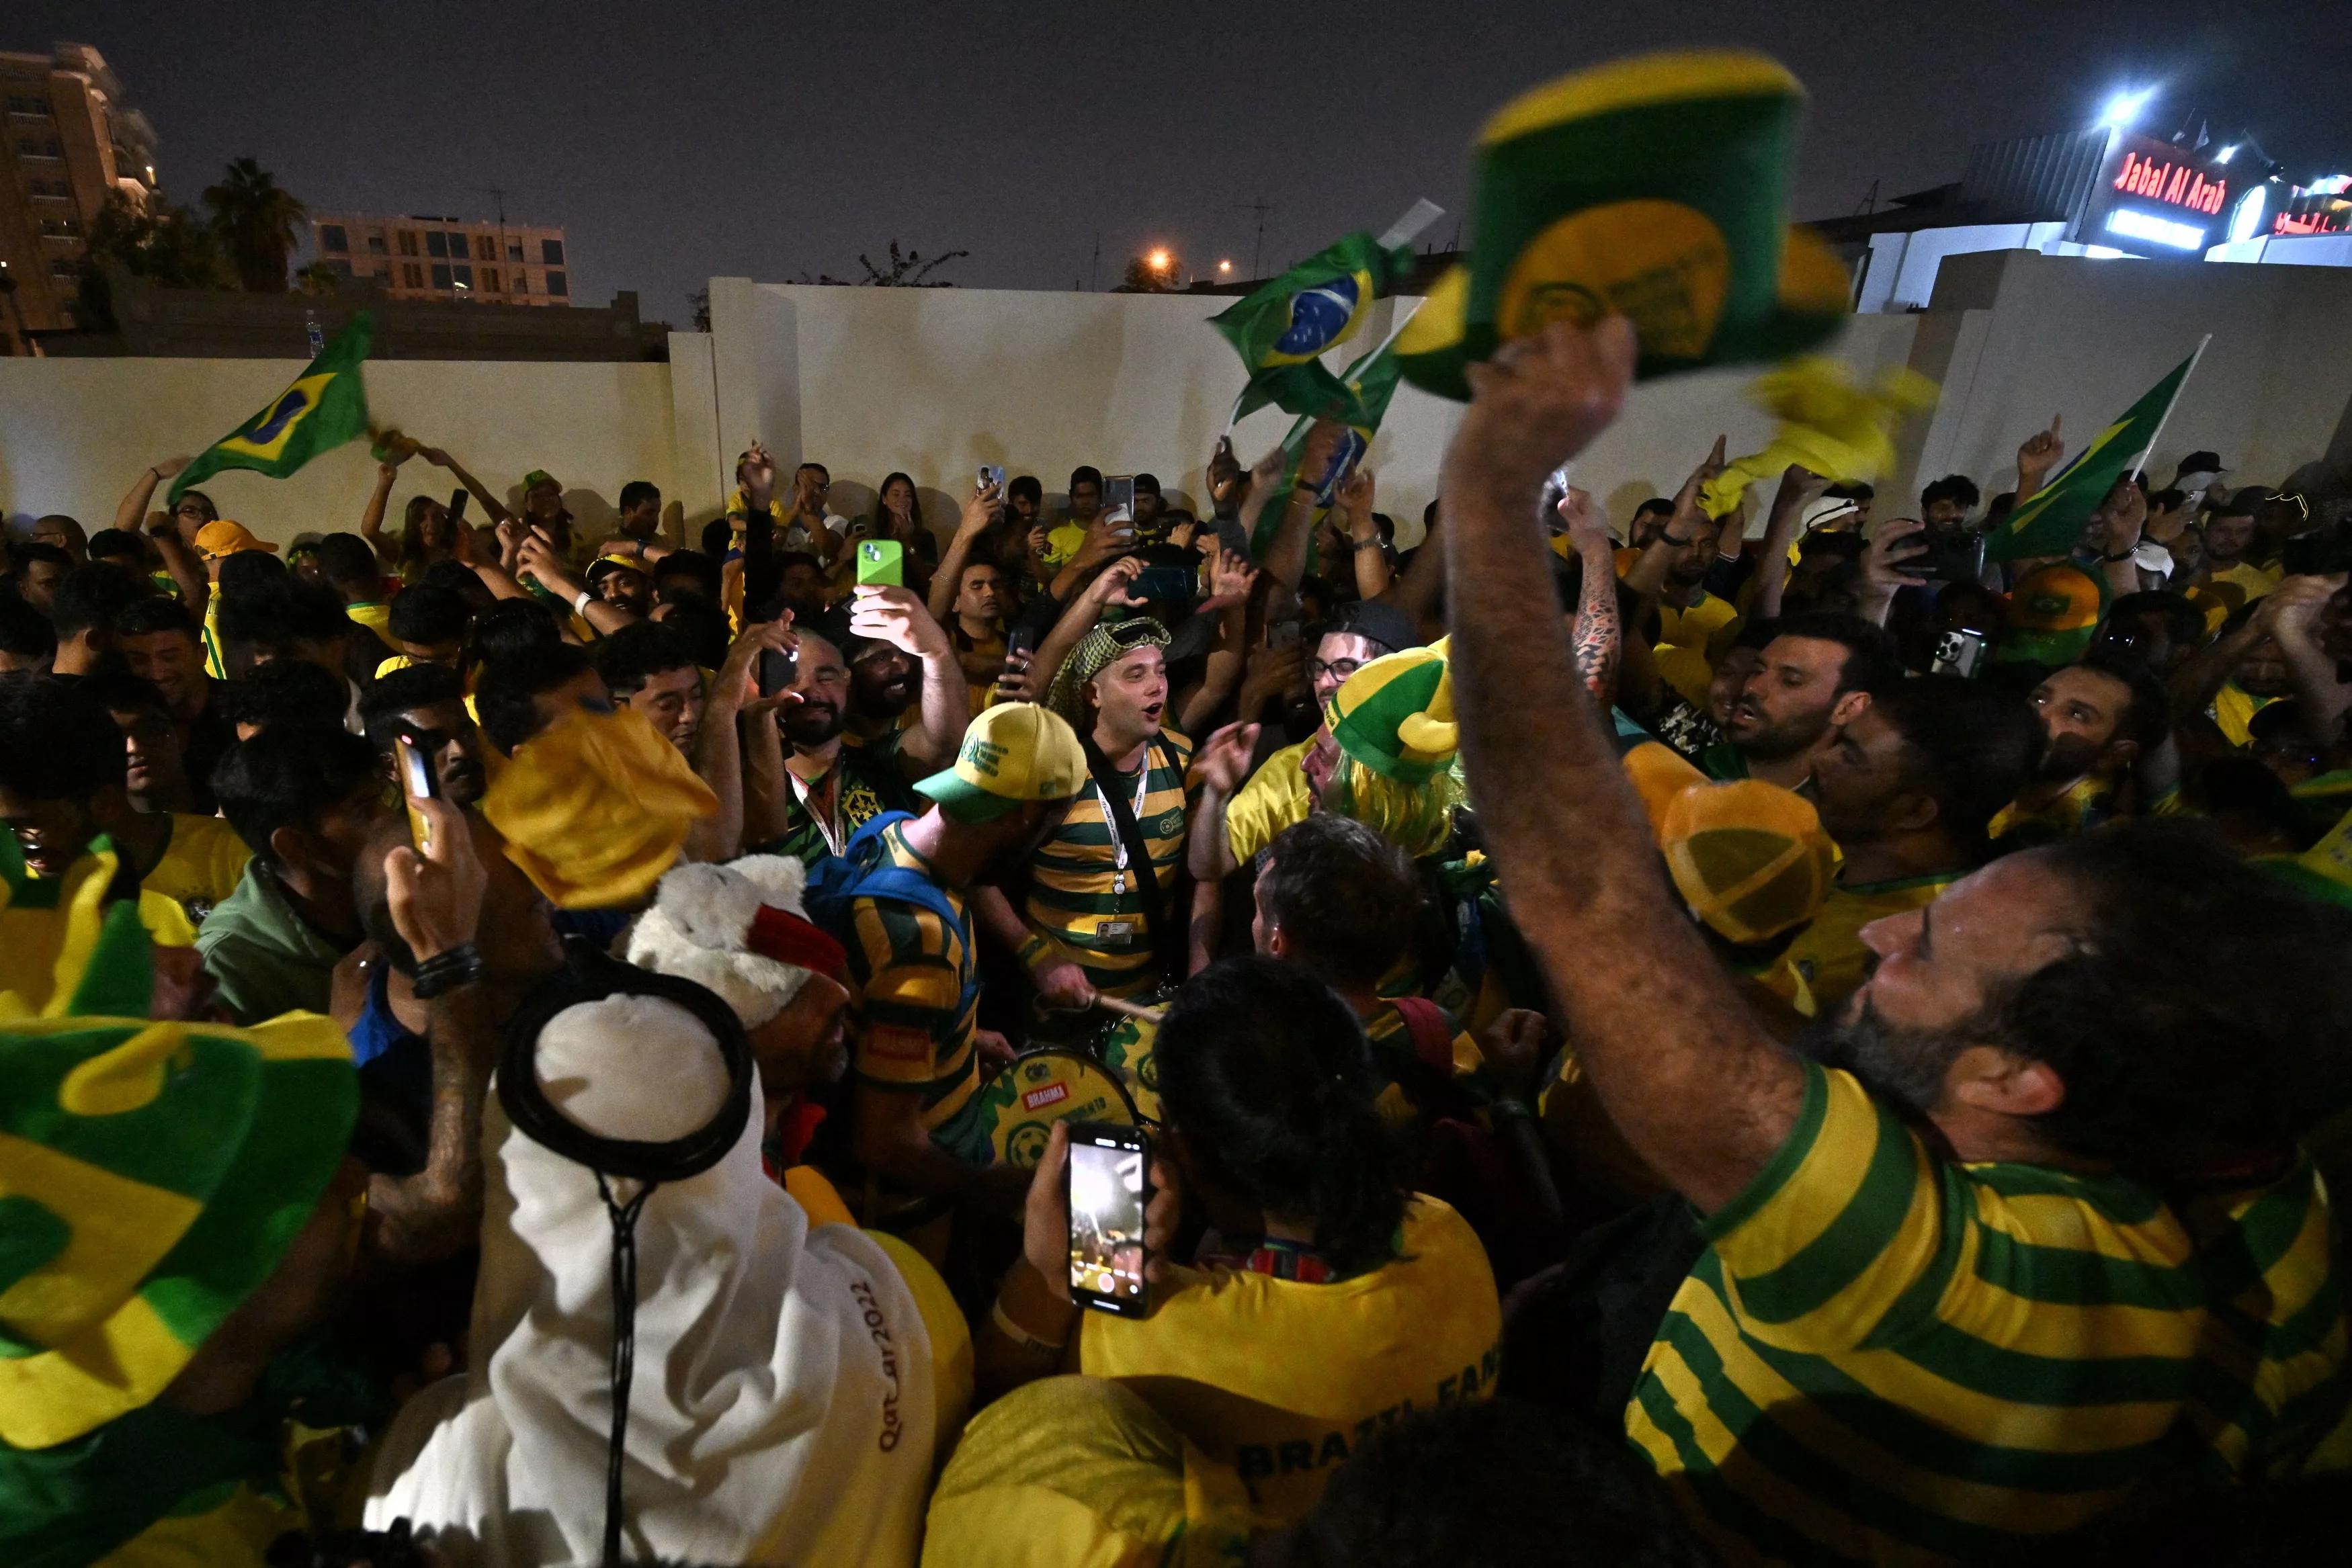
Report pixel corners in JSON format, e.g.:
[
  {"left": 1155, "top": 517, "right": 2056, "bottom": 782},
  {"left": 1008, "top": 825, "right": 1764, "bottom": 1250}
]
[{"left": 24, "top": 1, "right": 2352, "bottom": 325}]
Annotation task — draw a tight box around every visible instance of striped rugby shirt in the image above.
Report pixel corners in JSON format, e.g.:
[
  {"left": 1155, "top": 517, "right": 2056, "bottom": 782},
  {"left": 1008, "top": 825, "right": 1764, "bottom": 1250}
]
[
  {"left": 1025, "top": 730, "right": 1198, "bottom": 1000},
  {"left": 1630, "top": 1061, "right": 2347, "bottom": 1566},
  {"left": 841, "top": 822, "right": 982, "bottom": 1145}
]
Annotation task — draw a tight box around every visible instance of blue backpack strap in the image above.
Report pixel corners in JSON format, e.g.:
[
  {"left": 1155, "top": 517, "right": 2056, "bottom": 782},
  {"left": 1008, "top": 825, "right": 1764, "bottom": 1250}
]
[{"left": 804, "top": 812, "right": 978, "bottom": 1008}]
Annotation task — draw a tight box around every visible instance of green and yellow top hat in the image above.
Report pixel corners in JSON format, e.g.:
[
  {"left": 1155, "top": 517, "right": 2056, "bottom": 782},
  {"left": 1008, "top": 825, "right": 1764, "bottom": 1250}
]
[
  {"left": 0, "top": 834, "right": 358, "bottom": 1452},
  {"left": 1327, "top": 641, "right": 1459, "bottom": 785},
  {"left": 1398, "top": 50, "right": 1849, "bottom": 399}
]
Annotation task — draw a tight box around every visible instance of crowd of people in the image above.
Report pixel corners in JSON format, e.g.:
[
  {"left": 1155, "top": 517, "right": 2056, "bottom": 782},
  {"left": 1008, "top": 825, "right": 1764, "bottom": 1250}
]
[{"left": 5, "top": 312, "right": 2352, "bottom": 1568}]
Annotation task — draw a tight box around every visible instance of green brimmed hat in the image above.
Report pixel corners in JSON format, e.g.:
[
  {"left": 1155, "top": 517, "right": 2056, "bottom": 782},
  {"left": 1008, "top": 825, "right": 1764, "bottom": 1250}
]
[
  {"left": 1999, "top": 562, "right": 2109, "bottom": 668},
  {"left": 1398, "top": 50, "right": 1849, "bottom": 399},
  {"left": 1327, "top": 640, "right": 1459, "bottom": 785},
  {"left": 0, "top": 836, "right": 357, "bottom": 1451},
  {"left": 917, "top": 703, "right": 1089, "bottom": 824}
]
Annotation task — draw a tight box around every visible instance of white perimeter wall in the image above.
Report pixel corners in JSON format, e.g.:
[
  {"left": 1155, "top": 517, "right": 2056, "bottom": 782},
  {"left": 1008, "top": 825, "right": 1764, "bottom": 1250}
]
[{"left": 7, "top": 251, "right": 2351, "bottom": 555}]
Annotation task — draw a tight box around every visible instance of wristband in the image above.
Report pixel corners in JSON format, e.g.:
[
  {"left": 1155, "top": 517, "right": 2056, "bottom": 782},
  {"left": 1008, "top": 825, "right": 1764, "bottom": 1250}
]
[
  {"left": 1352, "top": 538, "right": 1385, "bottom": 552},
  {"left": 1017, "top": 932, "right": 1054, "bottom": 970},
  {"left": 2101, "top": 548, "right": 2137, "bottom": 563},
  {"left": 991, "top": 1295, "right": 1068, "bottom": 1353},
  {"left": 412, "top": 942, "right": 485, "bottom": 1000},
  {"left": 573, "top": 588, "right": 594, "bottom": 615}
]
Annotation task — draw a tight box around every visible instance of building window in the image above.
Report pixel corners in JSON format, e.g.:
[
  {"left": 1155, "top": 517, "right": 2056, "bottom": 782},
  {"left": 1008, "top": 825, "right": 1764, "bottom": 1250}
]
[
  {"left": 40, "top": 216, "right": 81, "bottom": 236},
  {"left": 373, "top": 265, "right": 393, "bottom": 284},
  {"left": 482, "top": 267, "right": 501, "bottom": 292},
  {"left": 50, "top": 256, "right": 77, "bottom": 277},
  {"left": 430, "top": 263, "right": 453, "bottom": 290},
  {"left": 397, "top": 230, "right": 419, "bottom": 257},
  {"left": 506, "top": 241, "right": 523, "bottom": 262},
  {"left": 546, "top": 270, "right": 568, "bottom": 296},
  {"left": 470, "top": 234, "right": 490, "bottom": 260},
  {"left": 541, "top": 238, "right": 565, "bottom": 265},
  {"left": 403, "top": 263, "right": 424, "bottom": 288},
  {"left": 327, "top": 259, "right": 353, "bottom": 279},
  {"left": 426, "top": 231, "right": 448, "bottom": 259},
  {"left": 29, "top": 177, "right": 69, "bottom": 199},
  {"left": 451, "top": 263, "right": 473, "bottom": 290},
  {"left": 6, "top": 94, "right": 51, "bottom": 118},
  {"left": 511, "top": 271, "right": 530, "bottom": 294},
  {"left": 319, "top": 224, "right": 349, "bottom": 253},
  {"left": 446, "top": 231, "right": 468, "bottom": 258},
  {"left": 366, "top": 230, "right": 388, "bottom": 255}
]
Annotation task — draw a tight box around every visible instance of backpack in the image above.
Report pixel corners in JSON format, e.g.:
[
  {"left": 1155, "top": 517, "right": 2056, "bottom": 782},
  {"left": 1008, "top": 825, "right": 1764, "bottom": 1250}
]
[{"left": 802, "top": 811, "right": 981, "bottom": 1028}]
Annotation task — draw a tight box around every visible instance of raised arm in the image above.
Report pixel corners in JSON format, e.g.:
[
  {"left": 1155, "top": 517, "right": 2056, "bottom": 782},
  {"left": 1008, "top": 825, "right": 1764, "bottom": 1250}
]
[
  {"left": 360, "top": 453, "right": 407, "bottom": 570},
  {"left": 419, "top": 445, "right": 515, "bottom": 526},
  {"left": 1333, "top": 466, "right": 1395, "bottom": 601},
  {"left": 148, "top": 513, "right": 210, "bottom": 615},
  {"left": 1177, "top": 551, "right": 1257, "bottom": 735},
  {"left": 1441, "top": 318, "right": 1804, "bottom": 1215},
  {"left": 515, "top": 529, "right": 633, "bottom": 636},
  {"left": 1030, "top": 558, "right": 1146, "bottom": 713},
  {"left": 2013, "top": 415, "right": 2064, "bottom": 505},
  {"left": 1263, "top": 421, "right": 1347, "bottom": 593},
  {"left": 847, "top": 586, "right": 970, "bottom": 773},
  {"left": 1183, "top": 722, "right": 1259, "bottom": 964},
  {"left": 1751, "top": 464, "right": 1823, "bottom": 620},
  {"left": 116, "top": 454, "right": 190, "bottom": 534},
  {"left": 929, "top": 480, "right": 1002, "bottom": 625},
  {"left": 1556, "top": 486, "right": 1621, "bottom": 704},
  {"left": 685, "top": 620, "right": 792, "bottom": 862}
]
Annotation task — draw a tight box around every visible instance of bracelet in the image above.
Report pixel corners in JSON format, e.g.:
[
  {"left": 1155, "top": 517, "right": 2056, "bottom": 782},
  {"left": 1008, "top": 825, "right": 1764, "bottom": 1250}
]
[
  {"left": 1017, "top": 932, "right": 1054, "bottom": 970},
  {"left": 1662, "top": 532, "right": 1696, "bottom": 547},
  {"left": 991, "top": 1296, "right": 1068, "bottom": 1353},
  {"left": 573, "top": 588, "right": 594, "bottom": 614},
  {"left": 1351, "top": 538, "right": 1384, "bottom": 552},
  {"left": 411, "top": 942, "right": 485, "bottom": 1000},
  {"left": 2101, "top": 548, "right": 2137, "bottom": 563}
]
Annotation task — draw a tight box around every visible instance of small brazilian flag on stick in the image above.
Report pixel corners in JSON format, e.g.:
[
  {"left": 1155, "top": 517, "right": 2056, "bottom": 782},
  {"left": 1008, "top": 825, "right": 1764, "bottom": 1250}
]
[
  {"left": 1253, "top": 335, "right": 1407, "bottom": 557},
  {"left": 167, "top": 312, "right": 374, "bottom": 504},
  {"left": 1986, "top": 341, "right": 2206, "bottom": 562},
  {"left": 1212, "top": 206, "right": 1435, "bottom": 425}
]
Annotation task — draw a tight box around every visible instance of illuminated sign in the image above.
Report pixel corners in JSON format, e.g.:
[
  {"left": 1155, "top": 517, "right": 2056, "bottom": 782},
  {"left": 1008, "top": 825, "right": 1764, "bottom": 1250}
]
[
  {"left": 2274, "top": 209, "right": 2348, "bottom": 236},
  {"left": 2106, "top": 208, "right": 2208, "bottom": 249},
  {"left": 2109, "top": 150, "right": 2228, "bottom": 216}
]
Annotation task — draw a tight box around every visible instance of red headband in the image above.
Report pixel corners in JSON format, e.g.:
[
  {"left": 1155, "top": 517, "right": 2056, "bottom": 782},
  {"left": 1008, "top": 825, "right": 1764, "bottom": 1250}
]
[{"left": 747, "top": 904, "right": 847, "bottom": 981}]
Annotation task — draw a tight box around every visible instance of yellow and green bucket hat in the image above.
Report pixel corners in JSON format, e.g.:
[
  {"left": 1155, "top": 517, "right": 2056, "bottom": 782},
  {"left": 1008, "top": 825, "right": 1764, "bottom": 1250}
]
[{"left": 1327, "top": 641, "right": 1459, "bottom": 785}]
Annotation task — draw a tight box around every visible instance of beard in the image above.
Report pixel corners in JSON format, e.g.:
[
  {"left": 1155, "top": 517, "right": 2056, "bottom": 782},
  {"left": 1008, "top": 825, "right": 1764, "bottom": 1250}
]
[
  {"left": 2035, "top": 732, "right": 2102, "bottom": 783},
  {"left": 784, "top": 699, "right": 845, "bottom": 748},
  {"left": 1797, "top": 995, "right": 1964, "bottom": 1117}
]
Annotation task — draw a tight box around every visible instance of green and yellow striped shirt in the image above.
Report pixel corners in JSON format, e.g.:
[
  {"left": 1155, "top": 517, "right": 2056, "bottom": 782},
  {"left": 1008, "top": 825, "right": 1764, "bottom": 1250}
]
[
  {"left": 1630, "top": 1063, "right": 2348, "bottom": 1567},
  {"left": 841, "top": 823, "right": 981, "bottom": 1141},
  {"left": 1025, "top": 730, "right": 1197, "bottom": 1000}
]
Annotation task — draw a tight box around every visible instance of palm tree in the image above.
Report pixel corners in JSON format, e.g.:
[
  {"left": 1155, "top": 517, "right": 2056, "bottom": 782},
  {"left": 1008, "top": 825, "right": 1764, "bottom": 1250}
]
[{"left": 201, "top": 158, "right": 306, "bottom": 293}]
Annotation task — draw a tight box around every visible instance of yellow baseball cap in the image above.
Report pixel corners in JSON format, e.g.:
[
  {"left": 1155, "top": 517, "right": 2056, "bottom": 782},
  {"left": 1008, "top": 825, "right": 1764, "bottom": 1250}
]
[
  {"left": 1659, "top": 779, "right": 1836, "bottom": 946},
  {"left": 193, "top": 519, "right": 277, "bottom": 558},
  {"left": 917, "top": 703, "right": 1088, "bottom": 823}
]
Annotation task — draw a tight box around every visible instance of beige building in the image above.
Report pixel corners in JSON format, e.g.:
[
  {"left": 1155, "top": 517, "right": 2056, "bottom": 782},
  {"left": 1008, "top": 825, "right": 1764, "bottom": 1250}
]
[
  {"left": 310, "top": 212, "right": 573, "bottom": 307},
  {"left": 0, "top": 42, "right": 158, "bottom": 344}
]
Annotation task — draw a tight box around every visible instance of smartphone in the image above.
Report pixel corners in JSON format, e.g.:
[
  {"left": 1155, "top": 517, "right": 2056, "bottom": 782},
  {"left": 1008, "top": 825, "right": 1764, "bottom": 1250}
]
[
  {"left": 1105, "top": 474, "right": 1136, "bottom": 514},
  {"left": 757, "top": 647, "right": 799, "bottom": 697},
  {"left": 978, "top": 464, "right": 1006, "bottom": 492},
  {"left": 1133, "top": 565, "right": 1197, "bottom": 604},
  {"left": 1915, "top": 530, "right": 1985, "bottom": 584},
  {"left": 857, "top": 539, "right": 905, "bottom": 588},
  {"left": 1005, "top": 622, "right": 1040, "bottom": 661},
  {"left": 447, "top": 489, "right": 470, "bottom": 527},
  {"left": 1931, "top": 628, "right": 1990, "bottom": 679},
  {"left": 393, "top": 732, "right": 438, "bottom": 853},
  {"left": 1066, "top": 1121, "right": 1151, "bottom": 1316}
]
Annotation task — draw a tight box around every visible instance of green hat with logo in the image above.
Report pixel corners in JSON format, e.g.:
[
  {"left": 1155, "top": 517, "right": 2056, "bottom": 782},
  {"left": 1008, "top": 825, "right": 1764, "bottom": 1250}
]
[{"left": 917, "top": 703, "right": 1090, "bottom": 824}]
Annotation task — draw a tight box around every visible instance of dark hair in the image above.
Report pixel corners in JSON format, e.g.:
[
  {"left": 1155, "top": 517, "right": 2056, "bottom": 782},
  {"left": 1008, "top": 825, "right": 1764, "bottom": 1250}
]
[
  {"left": 0, "top": 676, "right": 126, "bottom": 797},
  {"left": 467, "top": 597, "right": 562, "bottom": 666},
  {"left": 1069, "top": 465, "right": 1103, "bottom": 493},
  {"left": 1259, "top": 817, "right": 1422, "bottom": 988},
  {"left": 113, "top": 594, "right": 200, "bottom": 644},
  {"left": 85, "top": 527, "right": 146, "bottom": 564},
  {"left": 1866, "top": 674, "right": 2043, "bottom": 847},
  {"left": 2107, "top": 590, "right": 2207, "bottom": 653},
  {"left": 216, "top": 551, "right": 287, "bottom": 599},
  {"left": 50, "top": 563, "right": 154, "bottom": 644},
  {"left": 1009, "top": 474, "right": 1042, "bottom": 506},
  {"left": 657, "top": 595, "right": 732, "bottom": 670},
  {"left": 1155, "top": 956, "right": 1411, "bottom": 1275},
  {"left": 775, "top": 550, "right": 823, "bottom": 578},
  {"left": 2148, "top": 487, "right": 2188, "bottom": 514},
  {"left": 1921, "top": 474, "right": 1981, "bottom": 512},
  {"left": 2075, "top": 652, "right": 2172, "bottom": 753},
  {"left": 0, "top": 593, "right": 58, "bottom": 661},
  {"left": 221, "top": 580, "right": 351, "bottom": 659},
  {"left": 653, "top": 548, "right": 720, "bottom": 600},
  {"left": 313, "top": 532, "right": 380, "bottom": 593},
  {"left": 474, "top": 640, "right": 592, "bottom": 754},
  {"left": 11, "top": 540, "right": 73, "bottom": 570},
  {"left": 1728, "top": 615, "right": 1779, "bottom": 654},
  {"left": 2183, "top": 754, "right": 2310, "bottom": 849},
  {"left": 1134, "top": 472, "right": 1161, "bottom": 497},
  {"left": 1997, "top": 821, "right": 2352, "bottom": 1172},
  {"left": 618, "top": 480, "right": 661, "bottom": 512},
  {"left": 79, "top": 668, "right": 170, "bottom": 717},
  {"left": 1770, "top": 610, "right": 1905, "bottom": 697},
  {"left": 417, "top": 557, "right": 493, "bottom": 611},
  {"left": 210, "top": 724, "right": 380, "bottom": 863},
  {"left": 591, "top": 620, "right": 696, "bottom": 700},
  {"left": 387, "top": 583, "right": 469, "bottom": 646},
  {"left": 874, "top": 471, "right": 922, "bottom": 533},
  {"left": 1633, "top": 496, "right": 1676, "bottom": 517},
  {"left": 220, "top": 656, "right": 349, "bottom": 735},
  {"left": 1300, "top": 1399, "right": 1711, "bottom": 1568},
  {"left": 360, "top": 663, "right": 467, "bottom": 752},
  {"left": 1824, "top": 481, "right": 1876, "bottom": 501}
]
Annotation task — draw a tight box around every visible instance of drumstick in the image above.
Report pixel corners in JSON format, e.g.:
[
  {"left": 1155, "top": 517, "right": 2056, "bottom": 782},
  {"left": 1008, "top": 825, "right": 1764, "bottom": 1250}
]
[{"left": 1092, "top": 995, "right": 1165, "bottom": 1025}]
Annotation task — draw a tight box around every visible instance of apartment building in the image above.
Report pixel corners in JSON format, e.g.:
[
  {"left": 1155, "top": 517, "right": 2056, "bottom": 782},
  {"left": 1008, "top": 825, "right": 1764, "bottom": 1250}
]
[
  {"left": 310, "top": 212, "right": 572, "bottom": 306},
  {"left": 0, "top": 41, "right": 158, "bottom": 341}
]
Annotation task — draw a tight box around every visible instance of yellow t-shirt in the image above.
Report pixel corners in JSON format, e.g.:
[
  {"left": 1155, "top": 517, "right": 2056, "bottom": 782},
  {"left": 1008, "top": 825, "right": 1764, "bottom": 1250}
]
[
  {"left": 2211, "top": 682, "right": 2282, "bottom": 749},
  {"left": 1077, "top": 1195, "right": 1500, "bottom": 1528},
  {"left": 1224, "top": 739, "right": 1314, "bottom": 867},
  {"left": 1652, "top": 593, "right": 1742, "bottom": 709},
  {"left": 2210, "top": 559, "right": 2282, "bottom": 607},
  {"left": 345, "top": 601, "right": 398, "bottom": 650},
  {"left": 140, "top": 814, "right": 253, "bottom": 928},
  {"left": 374, "top": 653, "right": 419, "bottom": 679},
  {"left": 1773, "top": 872, "right": 1954, "bottom": 1012}
]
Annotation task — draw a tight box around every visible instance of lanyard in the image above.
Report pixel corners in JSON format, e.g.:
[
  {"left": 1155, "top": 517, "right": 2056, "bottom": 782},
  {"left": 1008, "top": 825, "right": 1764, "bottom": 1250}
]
[
  {"left": 1103, "top": 744, "right": 1155, "bottom": 898},
  {"left": 790, "top": 765, "right": 845, "bottom": 857}
]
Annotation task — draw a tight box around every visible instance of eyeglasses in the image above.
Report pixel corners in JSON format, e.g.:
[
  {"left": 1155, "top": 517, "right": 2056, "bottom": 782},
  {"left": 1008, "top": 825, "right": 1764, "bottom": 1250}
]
[{"left": 1307, "top": 658, "right": 1363, "bottom": 685}]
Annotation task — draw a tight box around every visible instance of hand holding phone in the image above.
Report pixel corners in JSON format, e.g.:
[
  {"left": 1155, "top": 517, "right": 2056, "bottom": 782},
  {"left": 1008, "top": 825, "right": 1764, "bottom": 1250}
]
[
  {"left": 394, "top": 731, "right": 439, "bottom": 853},
  {"left": 1064, "top": 1121, "right": 1153, "bottom": 1315},
  {"left": 857, "top": 538, "right": 905, "bottom": 588}
]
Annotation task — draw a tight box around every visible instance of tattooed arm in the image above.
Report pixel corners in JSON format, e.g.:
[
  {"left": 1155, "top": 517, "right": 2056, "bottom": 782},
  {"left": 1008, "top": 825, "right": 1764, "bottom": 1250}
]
[{"left": 1558, "top": 486, "right": 1622, "bottom": 705}]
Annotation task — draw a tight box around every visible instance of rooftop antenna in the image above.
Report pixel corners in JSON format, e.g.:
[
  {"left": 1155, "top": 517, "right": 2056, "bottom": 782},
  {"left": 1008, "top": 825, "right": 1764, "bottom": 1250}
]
[{"left": 1234, "top": 198, "right": 1275, "bottom": 278}]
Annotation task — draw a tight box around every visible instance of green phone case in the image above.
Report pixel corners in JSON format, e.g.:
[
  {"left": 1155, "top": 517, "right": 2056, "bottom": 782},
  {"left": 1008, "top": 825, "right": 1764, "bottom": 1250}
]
[{"left": 857, "top": 538, "right": 905, "bottom": 586}]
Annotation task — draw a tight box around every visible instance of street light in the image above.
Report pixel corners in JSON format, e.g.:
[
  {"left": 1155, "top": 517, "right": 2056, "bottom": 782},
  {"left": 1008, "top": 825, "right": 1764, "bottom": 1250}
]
[
  {"left": 2100, "top": 87, "right": 2155, "bottom": 130},
  {"left": 1218, "top": 259, "right": 1232, "bottom": 273},
  {"left": 1146, "top": 248, "right": 1172, "bottom": 272}
]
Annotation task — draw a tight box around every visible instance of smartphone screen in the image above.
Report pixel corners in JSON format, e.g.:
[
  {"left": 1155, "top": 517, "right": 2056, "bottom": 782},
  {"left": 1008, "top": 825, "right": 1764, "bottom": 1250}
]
[
  {"left": 1067, "top": 1122, "right": 1150, "bottom": 1315},
  {"left": 757, "top": 647, "right": 799, "bottom": 697},
  {"left": 1105, "top": 475, "right": 1136, "bottom": 515},
  {"left": 979, "top": 464, "right": 1006, "bottom": 492},
  {"left": 857, "top": 539, "right": 905, "bottom": 587},
  {"left": 394, "top": 734, "right": 438, "bottom": 853}
]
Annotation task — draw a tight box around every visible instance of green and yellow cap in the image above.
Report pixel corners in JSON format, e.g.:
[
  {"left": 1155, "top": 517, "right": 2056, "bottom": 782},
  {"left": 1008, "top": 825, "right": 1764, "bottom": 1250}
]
[
  {"left": 1327, "top": 641, "right": 1458, "bottom": 785},
  {"left": 1999, "top": 562, "right": 2109, "bottom": 667},
  {"left": 1657, "top": 777, "right": 1836, "bottom": 946},
  {"left": 917, "top": 703, "right": 1089, "bottom": 824},
  {"left": 0, "top": 835, "right": 356, "bottom": 1450}
]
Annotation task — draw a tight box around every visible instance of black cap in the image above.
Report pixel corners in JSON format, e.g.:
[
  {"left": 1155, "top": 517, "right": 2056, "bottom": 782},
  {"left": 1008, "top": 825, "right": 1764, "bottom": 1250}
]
[{"left": 2174, "top": 451, "right": 2224, "bottom": 476}]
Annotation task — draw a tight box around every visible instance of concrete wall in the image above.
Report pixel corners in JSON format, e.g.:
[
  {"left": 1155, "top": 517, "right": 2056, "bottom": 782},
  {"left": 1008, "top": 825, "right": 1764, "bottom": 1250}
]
[{"left": 0, "top": 357, "right": 679, "bottom": 546}]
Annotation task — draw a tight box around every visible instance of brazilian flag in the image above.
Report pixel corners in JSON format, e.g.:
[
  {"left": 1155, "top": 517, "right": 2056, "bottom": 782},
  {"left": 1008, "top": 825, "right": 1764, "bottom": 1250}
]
[
  {"left": 1987, "top": 349, "right": 2201, "bottom": 562},
  {"left": 1253, "top": 337, "right": 1406, "bottom": 556},
  {"left": 1397, "top": 52, "right": 1849, "bottom": 399},
  {"left": 167, "top": 312, "right": 374, "bottom": 504},
  {"left": 1212, "top": 231, "right": 1415, "bottom": 423}
]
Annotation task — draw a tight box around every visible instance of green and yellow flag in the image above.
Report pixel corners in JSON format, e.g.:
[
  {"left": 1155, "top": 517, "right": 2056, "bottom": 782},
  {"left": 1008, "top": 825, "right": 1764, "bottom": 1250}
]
[
  {"left": 1253, "top": 336, "right": 1406, "bottom": 556},
  {"left": 1986, "top": 348, "right": 2202, "bottom": 562},
  {"left": 1212, "top": 230, "right": 1417, "bottom": 424},
  {"left": 1397, "top": 51, "right": 1849, "bottom": 399},
  {"left": 167, "top": 312, "right": 374, "bottom": 504}
]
